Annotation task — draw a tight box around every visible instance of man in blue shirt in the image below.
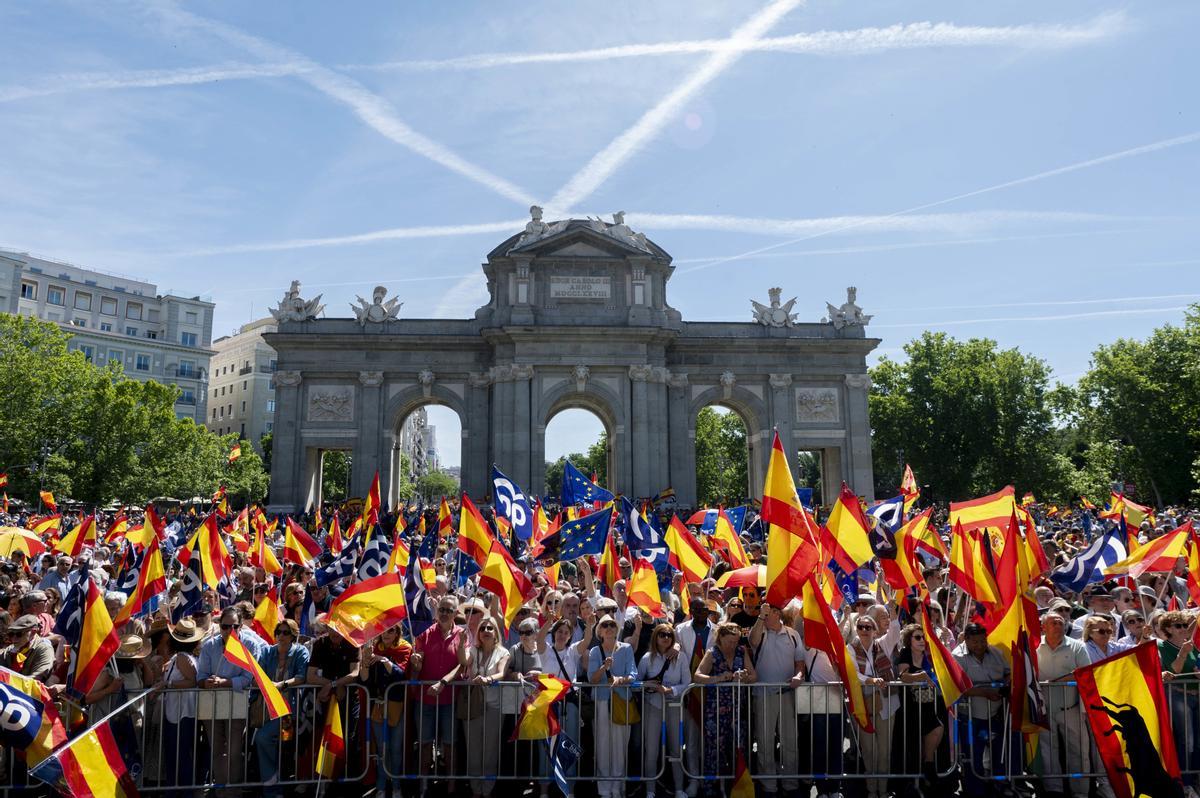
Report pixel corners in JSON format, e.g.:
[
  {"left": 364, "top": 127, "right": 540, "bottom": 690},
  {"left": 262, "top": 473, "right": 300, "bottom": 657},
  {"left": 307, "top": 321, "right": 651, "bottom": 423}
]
[{"left": 197, "top": 606, "right": 266, "bottom": 793}]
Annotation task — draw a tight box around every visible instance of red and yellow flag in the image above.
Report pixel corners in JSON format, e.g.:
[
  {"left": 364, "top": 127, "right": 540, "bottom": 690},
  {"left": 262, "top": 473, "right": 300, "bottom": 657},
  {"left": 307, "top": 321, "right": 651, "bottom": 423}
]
[
  {"left": 224, "top": 634, "right": 290, "bottom": 719},
  {"left": 227, "top": 443, "right": 242, "bottom": 464},
  {"left": 29, "top": 514, "right": 61, "bottom": 540},
  {"left": 918, "top": 602, "right": 971, "bottom": 707},
  {"left": 283, "top": 517, "right": 322, "bottom": 566},
  {"left": 949, "top": 486, "right": 1017, "bottom": 534},
  {"left": 54, "top": 514, "right": 97, "bottom": 556},
  {"left": 251, "top": 585, "right": 282, "bottom": 644},
  {"left": 1075, "top": 642, "right": 1181, "bottom": 798},
  {"left": 437, "top": 497, "right": 454, "bottom": 539},
  {"left": 881, "top": 508, "right": 932, "bottom": 594},
  {"left": 0, "top": 473, "right": 6, "bottom": 488},
  {"left": 327, "top": 571, "right": 409, "bottom": 646},
  {"left": 114, "top": 534, "right": 166, "bottom": 626},
  {"left": 30, "top": 716, "right": 136, "bottom": 798},
  {"left": 104, "top": 513, "right": 129, "bottom": 545},
  {"left": 1104, "top": 522, "right": 1191, "bottom": 579},
  {"left": 712, "top": 508, "right": 749, "bottom": 568},
  {"left": 761, "top": 431, "right": 819, "bottom": 607},
  {"left": 948, "top": 520, "right": 999, "bottom": 604},
  {"left": 801, "top": 573, "right": 871, "bottom": 732},
  {"left": 510, "top": 674, "right": 571, "bottom": 740},
  {"left": 596, "top": 527, "right": 621, "bottom": 595},
  {"left": 664, "top": 515, "right": 712, "bottom": 583},
  {"left": 626, "top": 555, "right": 663, "bottom": 617},
  {"left": 480, "top": 538, "right": 536, "bottom": 632},
  {"left": 362, "top": 471, "right": 382, "bottom": 526},
  {"left": 181, "top": 514, "right": 231, "bottom": 589},
  {"left": 39, "top": 490, "right": 57, "bottom": 513},
  {"left": 820, "top": 483, "right": 875, "bottom": 574},
  {"left": 316, "top": 698, "right": 345, "bottom": 778},
  {"left": 72, "top": 578, "right": 120, "bottom": 697},
  {"left": 125, "top": 505, "right": 164, "bottom": 549},
  {"left": 731, "top": 748, "right": 754, "bottom": 798},
  {"left": 457, "top": 493, "right": 494, "bottom": 568},
  {"left": 899, "top": 463, "right": 920, "bottom": 512}
]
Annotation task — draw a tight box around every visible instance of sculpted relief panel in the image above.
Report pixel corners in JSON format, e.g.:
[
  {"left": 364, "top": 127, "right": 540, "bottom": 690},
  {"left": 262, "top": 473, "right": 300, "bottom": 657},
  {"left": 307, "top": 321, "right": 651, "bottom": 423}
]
[
  {"left": 308, "top": 385, "right": 355, "bottom": 423},
  {"left": 796, "top": 387, "right": 840, "bottom": 424}
]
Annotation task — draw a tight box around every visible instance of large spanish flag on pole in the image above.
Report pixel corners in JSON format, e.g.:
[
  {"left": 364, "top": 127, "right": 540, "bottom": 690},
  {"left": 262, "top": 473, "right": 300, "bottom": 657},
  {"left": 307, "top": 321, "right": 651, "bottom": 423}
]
[
  {"left": 800, "top": 574, "right": 872, "bottom": 732},
  {"left": 362, "top": 471, "right": 382, "bottom": 526},
  {"left": 1075, "top": 642, "right": 1182, "bottom": 798},
  {"left": 949, "top": 486, "right": 1017, "bottom": 534},
  {"left": 282, "top": 517, "right": 322, "bottom": 566},
  {"left": 1103, "top": 522, "right": 1191, "bottom": 579},
  {"left": 479, "top": 538, "right": 537, "bottom": 632},
  {"left": 819, "top": 483, "right": 875, "bottom": 574},
  {"left": 224, "top": 634, "right": 291, "bottom": 719},
  {"left": 918, "top": 602, "right": 971, "bottom": 707},
  {"left": 54, "top": 514, "right": 97, "bottom": 556},
  {"left": 511, "top": 674, "right": 571, "bottom": 740},
  {"left": 326, "top": 571, "right": 408, "bottom": 646},
  {"left": 761, "top": 431, "right": 819, "bottom": 607},
  {"left": 71, "top": 578, "right": 121, "bottom": 697},
  {"left": 457, "top": 493, "right": 493, "bottom": 568},
  {"left": 316, "top": 698, "right": 345, "bottom": 779}
]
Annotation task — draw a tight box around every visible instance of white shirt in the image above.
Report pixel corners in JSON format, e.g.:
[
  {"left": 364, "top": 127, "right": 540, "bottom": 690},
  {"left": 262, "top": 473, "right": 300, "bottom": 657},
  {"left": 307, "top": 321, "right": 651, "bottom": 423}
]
[{"left": 544, "top": 644, "right": 582, "bottom": 683}]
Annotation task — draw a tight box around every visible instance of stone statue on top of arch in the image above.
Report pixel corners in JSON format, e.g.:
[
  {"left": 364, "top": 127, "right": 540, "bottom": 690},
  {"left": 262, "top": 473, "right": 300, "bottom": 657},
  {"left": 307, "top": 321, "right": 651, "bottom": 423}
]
[
  {"left": 270, "top": 280, "right": 325, "bottom": 322},
  {"left": 351, "top": 285, "right": 403, "bottom": 326}
]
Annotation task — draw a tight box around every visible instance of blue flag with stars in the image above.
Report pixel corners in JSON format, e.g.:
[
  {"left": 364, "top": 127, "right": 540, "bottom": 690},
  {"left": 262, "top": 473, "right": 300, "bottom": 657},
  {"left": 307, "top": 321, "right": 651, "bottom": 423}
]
[
  {"left": 561, "top": 460, "right": 614, "bottom": 507},
  {"left": 541, "top": 504, "right": 615, "bottom": 562}
]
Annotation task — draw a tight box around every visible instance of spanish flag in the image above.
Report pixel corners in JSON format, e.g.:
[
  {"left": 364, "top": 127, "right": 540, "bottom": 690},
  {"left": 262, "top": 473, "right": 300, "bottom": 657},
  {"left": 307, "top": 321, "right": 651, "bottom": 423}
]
[
  {"left": 819, "top": 483, "right": 875, "bottom": 574},
  {"left": 181, "top": 514, "right": 231, "bottom": 589},
  {"left": 70, "top": 578, "right": 121, "bottom": 697},
  {"left": 881, "top": 508, "right": 932, "bottom": 594},
  {"left": 1080, "top": 496, "right": 1096, "bottom": 510},
  {"left": 125, "top": 504, "right": 164, "bottom": 548},
  {"left": 39, "top": 490, "right": 57, "bottom": 513},
  {"left": 327, "top": 571, "right": 409, "bottom": 646},
  {"left": 664, "top": 515, "right": 712, "bottom": 583},
  {"left": 918, "top": 602, "right": 971, "bottom": 707},
  {"left": 283, "top": 517, "right": 322, "bottom": 566},
  {"left": 480, "top": 538, "right": 536, "bottom": 632},
  {"left": 251, "top": 585, "right": 282, "bottom": 644},
  {"left": 949, "top": 486, "right": 1017, "bottom": 534},
  {"left": 626, "top": 555, "right": 663, "bottom": 617},
  {"left": 761, "top": 431, "right": 819, "bottom": 607},
  {"left": 1075, "top": 642, "right": 1181, "bottom": 798},
  {"left": 1103, "top": 521, "right": 1191, "bottom": 579},
  {"left": 0, "top": 473, "right": 6, "bottom": 488},
  {"left": 29, "top": 514, "right": 61, "bottom": 539},
  {"left": 1021, "top": 492, "right": 1036, "bottom": 507},
  {"left": 899, "top": 463, "right": 920, "bottom": 512},
  {"left": 801, "top": 573, "right": 872, "bottom": 732},
  {"left": 596, "top": 526, "right": 621, "bottom": 595},
  {"left": 362, "top": 470, "right": 382, "bottom": 526},
  {"left": 114, "top": 533, "right": 166, "bottom": 626},
  {"left": 55, "top": 514, "right": 98, "bottom": 556},
  {"left": 228, "top": 443, "right": 242, "bottom": 463},
  {"left": 28, "top": 715, "right": 137, "bottom": 798},
  {"left": 1185, "top": 529, "right": 1200, "bottom": 607},
  {"left": 316, "top": 698, "right": 346, "bottom": 779},
  {"left": 249, "top": 521, "right": 282, "bottom": 576},
  {"left": 948, "top": 520, "right": 999, "bottom": 604},
  {"left": 711, "top": 508, "right": 749, "bottom": 568},
  {"left": 104, "top": 513, "right": 129, "bottom": 545},
  {"left": 731, "top": 748, "right": 754, "bottom": 798},
  {"left": 456, "top": 493, "right": 493, "bottom": 568},
  {"left": 511, "top": 674, "right": 571, "bottom": 740},
  {"left": 437, "top": 497, "right": 454, "bottom": 538},
  {"left": 224, "top": 634, "right": 290, "bottom": 720}
]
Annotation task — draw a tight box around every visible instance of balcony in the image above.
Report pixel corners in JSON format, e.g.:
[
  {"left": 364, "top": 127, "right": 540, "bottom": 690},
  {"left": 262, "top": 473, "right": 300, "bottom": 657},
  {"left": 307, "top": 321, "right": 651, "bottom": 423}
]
[{"left": 238, "top": 365, "right": 253, "bottom": 375}]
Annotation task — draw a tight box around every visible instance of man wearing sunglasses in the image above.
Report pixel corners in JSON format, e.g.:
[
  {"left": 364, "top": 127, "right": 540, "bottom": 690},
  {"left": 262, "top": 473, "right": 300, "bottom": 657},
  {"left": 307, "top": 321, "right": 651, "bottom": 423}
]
[
  {"left": 197, "top": 607, "right": 267, "bottom": 795},
  {"left": 0, "top": 614, "right": 54, "bottom": 682}
]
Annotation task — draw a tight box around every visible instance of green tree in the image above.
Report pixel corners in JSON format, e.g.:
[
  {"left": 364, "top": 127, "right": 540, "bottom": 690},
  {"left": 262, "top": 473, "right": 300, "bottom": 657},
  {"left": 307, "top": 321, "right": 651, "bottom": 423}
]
[
  {"left": 416, "top": 470, "right": 459, "bottom": 501},
  {"left": 870, "top": 332, "right": 1069, "bottom": 502},
  {"left": 1074, "top": 306, "right": 1200, "bottom": 506},
  {"left": 322, "top": 451, "right": 352, "bottom": 502},
  {"left": 694, "top": 406, "right": 748, "bottom": 505},
  {"left": 259, "top": 432, "right": 273, "bottom": 474},
  {"left": 544, "top": 431, "right": 609, "bottom": 497}
]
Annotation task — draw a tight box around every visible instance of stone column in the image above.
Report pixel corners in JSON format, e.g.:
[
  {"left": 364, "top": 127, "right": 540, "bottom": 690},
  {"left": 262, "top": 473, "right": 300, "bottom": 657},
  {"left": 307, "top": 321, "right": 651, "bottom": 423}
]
[
  {"left": 268, "top": 369, "right": 303, "bottom": 512},
  {"left": 511, "top": 365, "right": 534, "bottom": 492},
  {"left": 464, "top": 372, "right": 493, "bottom": 499},
  {"left": 628, "top": 365, "right": 652, "bottom": 498},
  {"left": 647, "top": 368, "right": 672, "bottom": 494},
  {"left": 666, "top": 372, "right": 695, "bottom": 506},
  {"left": 768, "top": 373, "right": 795, "bottom": 484},
  {"left": 844, "top": 373, "right": 875, "bottom": 501},
  {"left": 354, "top": 370, "right": 385, "bottom": 501}
]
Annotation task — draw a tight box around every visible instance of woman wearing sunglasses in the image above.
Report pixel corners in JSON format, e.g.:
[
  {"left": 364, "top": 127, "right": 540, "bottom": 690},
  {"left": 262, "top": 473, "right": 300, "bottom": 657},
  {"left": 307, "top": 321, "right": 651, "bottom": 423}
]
[
  {"left": 1160, "top": 610, "right": 1200, "bottom": 792},
  {"left": 637, "top": 623, "right": 690, "bottom": 798}
]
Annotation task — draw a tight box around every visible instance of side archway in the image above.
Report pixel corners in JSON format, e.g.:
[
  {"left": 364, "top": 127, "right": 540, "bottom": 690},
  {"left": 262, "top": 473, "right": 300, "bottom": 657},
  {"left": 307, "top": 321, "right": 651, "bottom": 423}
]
[
  {"left": 688, "top": 385, "right": 771, "bottom": 503},
  {"left": 384, "top": 384, "right": 469, "bottom": 508}
]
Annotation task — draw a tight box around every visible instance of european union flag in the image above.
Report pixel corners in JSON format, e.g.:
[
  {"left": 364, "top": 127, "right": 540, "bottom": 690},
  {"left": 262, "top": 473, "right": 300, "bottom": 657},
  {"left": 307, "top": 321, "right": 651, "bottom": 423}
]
[
  {"left": 455, "top": 549, "right": 480, "bottom": 587},
  {"left": 541, "top": 504, "right": 615, "bottom": 562},
  {"left": 561, "top": 461, "right": 614, "bottom": 507},
  {"left": 725, "top": 506, "right": 747, "bottom": 534}
]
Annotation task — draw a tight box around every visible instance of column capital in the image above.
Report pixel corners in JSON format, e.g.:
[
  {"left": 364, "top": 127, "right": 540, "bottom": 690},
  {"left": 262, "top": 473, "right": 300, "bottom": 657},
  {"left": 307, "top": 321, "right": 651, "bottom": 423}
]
[
  {"left": 666, "top": 371, "right": 689, "bottom": 389},
  {"left": 358, "top": 370, "right": 384, "bottom": 387},
  {"left": 844, "top": 373, "right": 871, "bottom": 390},
  {"left": 275, "top": 369, "right": 302, "bottom": 387},
  {"left": 769, "top": 373, "right": 793, "bottom": 389}
]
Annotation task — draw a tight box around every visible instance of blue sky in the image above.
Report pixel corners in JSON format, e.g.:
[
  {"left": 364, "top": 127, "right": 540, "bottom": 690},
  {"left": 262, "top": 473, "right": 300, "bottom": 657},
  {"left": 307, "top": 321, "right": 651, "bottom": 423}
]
[{"left": 2, "top": 1, "right": 1198, "bottom": 468}]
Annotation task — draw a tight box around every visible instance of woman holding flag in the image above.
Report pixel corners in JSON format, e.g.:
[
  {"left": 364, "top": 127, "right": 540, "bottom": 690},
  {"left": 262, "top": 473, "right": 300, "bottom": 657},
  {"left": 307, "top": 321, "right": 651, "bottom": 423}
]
[
  {"left": 891, "top": 623, "right": 947, "bottom": 797},
  {"left": 361, "top": 623, "right": 411, "bottom": 798},
  {"left": 461, "top": 617, "right": 510, "bottom": 798},
  {"left": 588, "top": 615, "right": 637, "bottom": 798},
  {"left": 254, "top": 619, "right": 309, "bottom": 798}
]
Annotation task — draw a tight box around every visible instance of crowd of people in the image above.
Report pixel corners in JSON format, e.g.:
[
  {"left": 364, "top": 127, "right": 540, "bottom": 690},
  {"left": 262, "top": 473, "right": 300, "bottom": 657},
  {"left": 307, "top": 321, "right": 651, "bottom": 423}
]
[{"left": 0, "top": 496, "right": 1198, "bottom": 798}]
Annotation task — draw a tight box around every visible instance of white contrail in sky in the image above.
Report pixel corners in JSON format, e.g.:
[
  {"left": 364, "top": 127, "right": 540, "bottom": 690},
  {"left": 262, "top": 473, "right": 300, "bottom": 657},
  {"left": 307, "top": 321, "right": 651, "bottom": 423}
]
[
  {"left": 675, "top": 130, "right": 1200, "bottom": 274},
  {"left": 0, "top": 13, "right": 1125, "bottom": 104},
  {"left": 150, "top": 5, "right": 538, "bottom": 207},
  {"left": 173, "top": 220, "right": 525, "bottom": 256},
  {"left": 545, "top": 0, "right": 804, "bottom": 214},
  {"left": 873, "top": 305, "right": 1191, "bottom": 328},
  {"left": 876, "top": 293, "right": 1200, "bottom": 313}
]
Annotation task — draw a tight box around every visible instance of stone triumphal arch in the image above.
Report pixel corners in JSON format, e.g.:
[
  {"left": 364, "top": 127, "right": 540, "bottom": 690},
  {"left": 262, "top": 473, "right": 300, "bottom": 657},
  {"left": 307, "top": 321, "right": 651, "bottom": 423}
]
[{"left": 264, "top": 211, "right": 880, "bottom": 512}]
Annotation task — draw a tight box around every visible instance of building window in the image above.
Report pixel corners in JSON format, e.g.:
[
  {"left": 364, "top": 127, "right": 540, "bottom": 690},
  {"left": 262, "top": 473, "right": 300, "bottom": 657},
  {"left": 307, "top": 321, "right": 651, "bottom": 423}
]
[
  {"left": 181, "top": 332, "right": 197, "bottom": 347},
  {"left": 46, "top": 286, "right": 65, "bottom": 306},
  {"left": 126, "top": 302, "right": 142, "bottom": 320},
  {"left": 268, "top": 380, "right": 275, "bottom": 391},
  {"left": 77, "top": 345, "right": 94, "bottom": 362},
  {"left": 20, "top": 282, "right": 37, "bottom": 300},
  {"left": 241, "top": 401, "right": 246, "bottom": 412},
  {"left": 242, "top": 380, "right": 247, "bottom": 390},
  {"left": 100, "top": 296, "right": 117, "bottom": 315},
  {"left": 144, "top": 330, "right": 158, "bottom": 340},
  {"left": 269, "top": 359, "right": 277, "bottom": 371},
  {"left": 135, "top": 354, "right": 151, "bottom": 372},
  {"left": 74, "top": 292, "right": 92, "bottom": 311},
  {"left": 267, "top": 400, "right": 276, "bottom": 413},
  {"left": 185, "top": 311, "right": 198, "bottom": 324},
  {"left": 219, "top": 407, "right": 224, "bottom": 418},
  {"left": 180, "top": 389, "right": 195, "bottom": 404},
  {"left": 212, "top": 409, "right": 217, "bottom": 420},
  {"left": 71, "top": 318, "right": 87, "bottom": 328},
  {"left": 227, "top": 404, "right": 232, "bottom": 415},
  {"left": 220, "top": 386, "right": 225, "bottom": 396},
  {"left": 126, "top": 326, "right": 137, "bottom": 337},
  {"left": 108, "top": 349, "right": 123, "bottom": 365},
  {"left": 99, "top": 322, "right": 112, "bottom": 332},
  {"left": 265, "top": 421, "right": 273, "bottom": 432}
]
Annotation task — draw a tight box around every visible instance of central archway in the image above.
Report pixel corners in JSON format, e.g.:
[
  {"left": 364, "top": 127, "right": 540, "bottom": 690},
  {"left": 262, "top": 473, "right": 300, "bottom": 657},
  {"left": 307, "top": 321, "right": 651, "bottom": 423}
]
[{"left": 534, "top": 378, "right": 627, "bottom": 501}]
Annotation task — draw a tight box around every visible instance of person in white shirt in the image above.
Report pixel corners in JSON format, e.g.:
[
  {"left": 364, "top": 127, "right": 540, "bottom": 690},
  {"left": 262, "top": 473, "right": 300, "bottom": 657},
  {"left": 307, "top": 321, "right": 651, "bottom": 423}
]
[
  {"left": 637, "top": 623, "right": 691, "bottom": 798},
  {"left": 674, "top": 598, "right": 719, "bottom": 797},
  {"left": 1035, "top": 611, "right": 1092, "bottom": 798},
  {"left": 747, "top": 600, "right": 806, "bottom": 798}
]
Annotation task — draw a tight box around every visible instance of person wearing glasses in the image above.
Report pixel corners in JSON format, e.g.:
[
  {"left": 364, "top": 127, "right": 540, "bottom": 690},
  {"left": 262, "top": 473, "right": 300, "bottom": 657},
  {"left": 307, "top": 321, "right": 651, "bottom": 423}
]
[
  {"left": 892, "top": 622, "right": 949, "bottom": 797},
  {"left": 953, "top": 623, "right": 1010, "bottom": 798},
  {"left": 1160, "top": 610, "right": 1200, "bottom": 795},
  {"left": 255, "top": 619, "right": 310, "bottom": 798},
  {"left": 851, "top": 614, "right": 895, "bottom": 798},
  {"left": 1034, "top": 611, "right": 1092, "bottom": 798},
  {"left": 1083, "top": 615, "right": 1129, "bottom": 663},
  {"left": 0, "top": 613, "right": 53, "bottom": 682},
  {"left": 747, "top": 600, "right": 805, "bottom": 798},
  {"left": 411, "top": 595, "right": 467, "bottom": 786},
  {"left": 361, "top": 623, "right": 412, "bottom": 798},
  {"left": 637, "top": 622, "right": 690, "bottom": 798},
  {"left": 462, "top": 617, "right": 510, "bottom": 798},
  {"left": 588, "top": 615, "right": 638, "bottom": 798},
  {"left": 197, "top": 607, "right": 266, "bottom": 793},
  {"left": 504, "top": 615, "right": 547, "bottom": 788},
  {"left": 675, "top": 597, "right": 718, "bottom": 797},
  {"left": 693, "top": 622, "right": 757, "bottom": 798}
]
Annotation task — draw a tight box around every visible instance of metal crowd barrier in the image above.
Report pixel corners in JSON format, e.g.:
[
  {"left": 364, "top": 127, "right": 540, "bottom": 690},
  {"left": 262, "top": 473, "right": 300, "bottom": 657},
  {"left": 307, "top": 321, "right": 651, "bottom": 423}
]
[{"left": 6, "top": 678, "right": 1200, "bottom": 795}]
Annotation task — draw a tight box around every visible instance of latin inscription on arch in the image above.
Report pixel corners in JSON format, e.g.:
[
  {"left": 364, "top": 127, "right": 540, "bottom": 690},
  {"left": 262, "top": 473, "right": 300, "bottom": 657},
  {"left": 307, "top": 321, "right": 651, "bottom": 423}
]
[{"left": 549, "top": 276, "right": 611, "bottom": 300}]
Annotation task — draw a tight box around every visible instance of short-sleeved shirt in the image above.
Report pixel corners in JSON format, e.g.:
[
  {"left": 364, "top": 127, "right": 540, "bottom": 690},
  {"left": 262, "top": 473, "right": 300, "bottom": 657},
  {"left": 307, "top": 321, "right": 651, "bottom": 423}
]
[
  {"left": 753, "top": 625, "right": 803, "bottom": 684},
  {"left": 309, "top": 635, "right": 358, "bottom": 683},
  {"left": 952, "top": 643, "right": 1010, "bottom": 719},
  {"left": 415, "top": 623, "right": 465, "bottom": 705},
  {"left": 1036, "top": 636, "right": 1090, "bottom": 710}
]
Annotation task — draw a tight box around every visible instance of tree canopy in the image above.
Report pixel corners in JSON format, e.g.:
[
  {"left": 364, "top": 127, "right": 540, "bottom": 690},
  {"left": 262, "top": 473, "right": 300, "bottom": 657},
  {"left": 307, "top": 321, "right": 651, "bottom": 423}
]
[
  {"left": 0, "top": 315, "right": 268, "bottom": 506},
  {"left": 694, "top": 406, "right": 749, "bottom": 505}
]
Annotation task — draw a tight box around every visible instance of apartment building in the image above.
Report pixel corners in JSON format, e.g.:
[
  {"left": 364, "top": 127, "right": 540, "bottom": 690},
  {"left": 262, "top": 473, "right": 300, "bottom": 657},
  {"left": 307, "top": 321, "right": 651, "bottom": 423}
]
[{"left": 206, "top": 317, "right": 278, "bottom": 447}]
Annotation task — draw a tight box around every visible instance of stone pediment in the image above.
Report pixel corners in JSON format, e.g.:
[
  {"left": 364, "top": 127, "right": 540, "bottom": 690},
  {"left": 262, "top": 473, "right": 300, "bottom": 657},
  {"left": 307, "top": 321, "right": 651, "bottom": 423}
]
[
  {"left": 489, "top": 218, "right": 671, "bottom": 262},
  {"left": 546, "top": 241, "right": 615, "bottom": 258}
]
